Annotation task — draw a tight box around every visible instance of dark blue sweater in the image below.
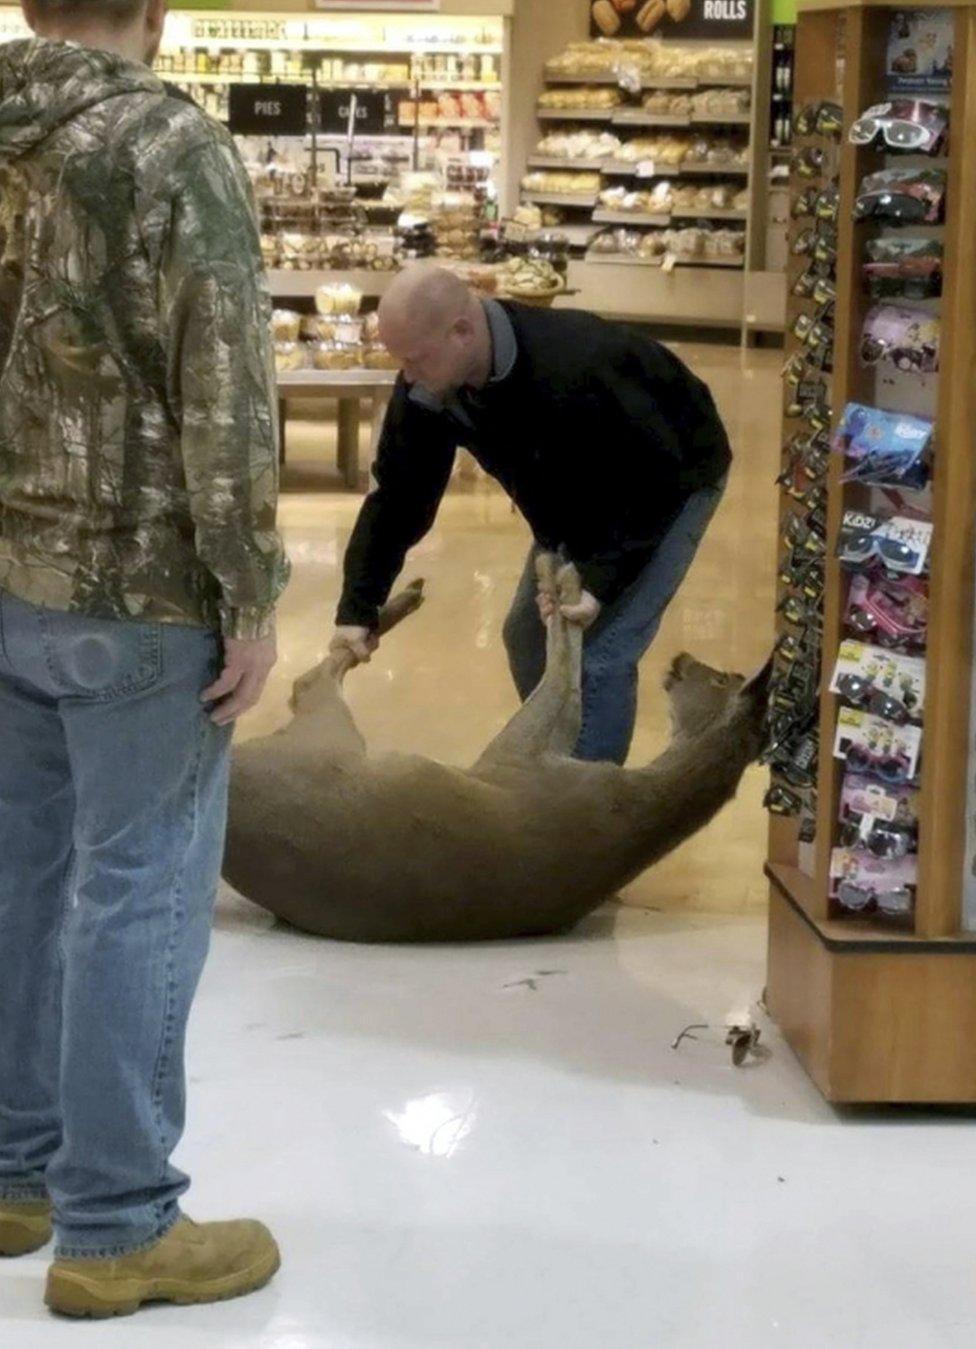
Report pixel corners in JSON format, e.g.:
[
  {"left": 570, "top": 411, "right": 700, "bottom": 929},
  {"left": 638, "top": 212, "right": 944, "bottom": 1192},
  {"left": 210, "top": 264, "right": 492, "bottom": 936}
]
[{"left": 337, "top": 301, "right": 731, "bottom": 628}]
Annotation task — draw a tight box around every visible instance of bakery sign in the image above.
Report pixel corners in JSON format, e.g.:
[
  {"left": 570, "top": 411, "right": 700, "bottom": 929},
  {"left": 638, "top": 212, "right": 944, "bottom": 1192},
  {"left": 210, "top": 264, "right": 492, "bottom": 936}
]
[
  {"left": 590, "top": 0, "right": 754, "bottom": 40},
  {"left": 227, "top": 83, "right": 309, "bottom": 136}
]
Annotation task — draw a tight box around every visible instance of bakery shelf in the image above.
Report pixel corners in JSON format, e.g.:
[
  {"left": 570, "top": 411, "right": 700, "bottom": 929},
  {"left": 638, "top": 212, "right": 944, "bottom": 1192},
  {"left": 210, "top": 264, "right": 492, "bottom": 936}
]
[
  {"left": 681, "top": 163, "right": 750, "bottom": 176},
  {"left": 542, "top": 69, "right": 625, "bottom": 85},
  {"left": 602, "top": 160, "right": 680, "bottom": 177},
  {"left": 592, "top": 209, "right": 671, "bottom": 226},
  {"left": 697, "top": 74, "right": 754, "bottom": 87},
  {"left": 536, "top": 108, "right": 618, "bottom": 122},
  {"left": 267, "top": 269, "right": 397, "bottom": 299},
  {"left": 516, "top": 223, "right": 603, "bottom": 247},
  {"left": 406, "top": 118, "right": 497, "bottom": 130},
  {"left": 670, "top": 207, "right": 748, "bottom": 220},
  {"left": 584, "top": 253, "right": 664, "bottom": 267},
  {"left": 520, "top": 191, "right": 600, "bottom": 207},
  {"left": 612, "top": 111, "right": 692, "bottom": 128},
  {"left": 689, "top": 113, "right": 753, "bottom": 125},
  {"left": 527, "top": 156, "right": 614, "bottom": 172},
  {"left": 671, "top": 255, "right": 745, "bottom": 267},
  {"left": 642, "top": 77, "right": 701, "bottom": 90}
]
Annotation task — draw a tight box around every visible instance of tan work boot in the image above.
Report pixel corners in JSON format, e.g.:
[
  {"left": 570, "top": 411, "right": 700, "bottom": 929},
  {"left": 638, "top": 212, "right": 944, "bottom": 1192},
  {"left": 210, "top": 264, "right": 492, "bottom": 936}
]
[
  {"left": 45, "top": 1216, "right": 280, "bottom": 1319},
  {"left": 0, "top": 1198, "right": 53, "bottom": 1257}
]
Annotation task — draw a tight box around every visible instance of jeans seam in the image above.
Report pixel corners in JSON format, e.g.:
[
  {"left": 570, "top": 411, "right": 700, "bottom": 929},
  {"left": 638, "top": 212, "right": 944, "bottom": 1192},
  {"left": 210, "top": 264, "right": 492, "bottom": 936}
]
[
  {"left": 148, "top": 712, "right": 207, "bottom": 1222},
  {"left": 54, "top": 1206, "right": 181, "bottom": 1262}
]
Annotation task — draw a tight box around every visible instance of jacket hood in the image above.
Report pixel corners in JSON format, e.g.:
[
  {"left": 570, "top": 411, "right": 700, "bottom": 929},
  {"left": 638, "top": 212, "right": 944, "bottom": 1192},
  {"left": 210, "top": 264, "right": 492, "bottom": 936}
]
[{"left": 0, "top": 38, "right": 163, "bottom": 160}]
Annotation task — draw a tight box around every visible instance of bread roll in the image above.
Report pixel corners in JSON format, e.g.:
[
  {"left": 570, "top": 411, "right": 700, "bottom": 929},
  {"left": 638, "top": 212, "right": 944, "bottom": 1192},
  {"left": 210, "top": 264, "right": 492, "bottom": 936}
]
[
  {"left": 666, "top": 0, "right": 691, "bottom": 21},
  {"left": 637, "top": 0, "right": 666, "bottom": 31},
  {"left": 591, "top": 0, "right": 621, "bottom": 35}
]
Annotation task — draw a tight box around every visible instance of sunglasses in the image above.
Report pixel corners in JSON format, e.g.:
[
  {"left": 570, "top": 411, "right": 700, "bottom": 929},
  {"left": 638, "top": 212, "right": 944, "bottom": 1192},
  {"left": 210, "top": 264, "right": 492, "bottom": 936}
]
[
  {"left": 849, "top": 100, "right": 948, "bottom": 155},
  {"left": 793, "top": 100, "right": 844, "bottom": 139},
  {"left": 835, "top": 672, "right": 911, "bottom": 724},
  {"left": 854, "top": 190, "right": 945, "bottom": 225},
  {"left": 792, "top": 145, "right": 826, "bottom": 179},
  {"left": 838, "top": 818, "right": 916, "bottom": 859},
  {"left": 860, "top": 332, "right": 939, "bottom": 374},
  {"left": 764, "top": 783, "right": 804, "bottom": 816},
  {"left": 793, "top": 263, "right": 834, "bottom": 299},
  {"left": 838, "top": 530, "right": 926, "bottom": 575},
  {"left": 792, "top": 227, "right": 838, "bottom": 262},
  {"left": 844, "top": 743, "right": 913, "bottom": 784},
  {"left": 777, "top": 592, "right": 823, "bottom": 629},
  {"left": 837, "top": 880, "right": 914, "bottom": 916}
]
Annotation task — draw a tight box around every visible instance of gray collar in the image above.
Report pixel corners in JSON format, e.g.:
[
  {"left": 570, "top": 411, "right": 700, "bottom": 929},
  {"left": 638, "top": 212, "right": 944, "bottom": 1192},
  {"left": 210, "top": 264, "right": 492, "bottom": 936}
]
[{"left": 408, "top": 298, "right": 517, "bottom": 414}]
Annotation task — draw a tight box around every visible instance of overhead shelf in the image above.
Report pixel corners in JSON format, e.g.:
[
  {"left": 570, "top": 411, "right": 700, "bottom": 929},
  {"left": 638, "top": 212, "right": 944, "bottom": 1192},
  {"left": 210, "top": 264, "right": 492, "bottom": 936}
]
[
  {"left": 520, "top": 191, "right": 600, "bottom": 207},
  {"left": 536, "top": 107, "right": 618, "bottom": 121},
  {"left": 593, "top": 209, "right": 671, "bottom": 226},
  {"left": 527, "top": 155, "right": 614, "bottom": 172}
]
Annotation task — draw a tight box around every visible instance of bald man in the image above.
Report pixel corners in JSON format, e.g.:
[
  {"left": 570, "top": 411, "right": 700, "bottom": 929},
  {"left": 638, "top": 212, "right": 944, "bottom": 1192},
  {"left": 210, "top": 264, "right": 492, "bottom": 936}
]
[{"left": 331, "top": 265, "right": 731, "bottom": 764}]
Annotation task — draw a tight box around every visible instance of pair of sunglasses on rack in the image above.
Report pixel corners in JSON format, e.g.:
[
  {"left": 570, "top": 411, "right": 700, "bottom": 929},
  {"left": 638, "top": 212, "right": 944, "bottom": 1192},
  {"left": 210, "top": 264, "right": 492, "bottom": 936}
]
[
  {"left": 836, "top": 879, "right": 914, "bottom": 916},
  {"left": 863, "top": 237, "right": 943, "bottom": 301},
  {"left": 793, "top": 268, "right": 837, "bottom": 306},
  {"left": 854, "top": 167, "right": 946, "bottom": 225},
  {"left": 844, "top": 573, "right": 928, "bottom": 650},
  {"left": 764, "top": 783, "right": 805, "bottom": 817},
  {"left": 844, "top": 742, "right": 913, "bottom": 784},
  {"left": 835, "top": 672, "right": 914, "bottom": 725},
  {"left": 837, "top": 530, "right": 929, "bottom": 577},
  {"left": 849, "top": 99, "right": 948, "bottom": 155},
  {"left": 838, "top": 816, "right": 917, "bottom": 859},
  {"left": 792, "top": 145, "right": 827, "bottom": 179},
  {"left": 792, "top": 226, "right": 838, "bottom": 265},
  {"left": 794, "top": 100, "right": 843, "bottom": 139},
  {"left": 860, "top": 304, "right": 940, "bottom": 374},
  {"left": 791, "top": 181, "right": 840, "bottom": 223}
]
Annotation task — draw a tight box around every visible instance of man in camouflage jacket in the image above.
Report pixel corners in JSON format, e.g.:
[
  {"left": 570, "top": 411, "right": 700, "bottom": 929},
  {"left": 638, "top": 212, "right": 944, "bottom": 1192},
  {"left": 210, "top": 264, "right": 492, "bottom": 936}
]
[{"left": 0, "top": 0, "right": 288, "bottom": 1314}]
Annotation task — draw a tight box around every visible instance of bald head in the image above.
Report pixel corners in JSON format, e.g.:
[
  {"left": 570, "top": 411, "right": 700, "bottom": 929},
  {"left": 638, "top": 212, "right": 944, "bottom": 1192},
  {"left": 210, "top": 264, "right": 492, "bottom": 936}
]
[{"left": 378, "top": 265, "right": 491, "bottom": 396}]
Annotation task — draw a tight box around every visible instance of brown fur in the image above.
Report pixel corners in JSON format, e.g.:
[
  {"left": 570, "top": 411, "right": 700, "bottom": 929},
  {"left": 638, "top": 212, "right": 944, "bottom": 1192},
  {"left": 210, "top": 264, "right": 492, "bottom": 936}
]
[{"left": 222, "top": 559, "right": 771, "bottom": 942}]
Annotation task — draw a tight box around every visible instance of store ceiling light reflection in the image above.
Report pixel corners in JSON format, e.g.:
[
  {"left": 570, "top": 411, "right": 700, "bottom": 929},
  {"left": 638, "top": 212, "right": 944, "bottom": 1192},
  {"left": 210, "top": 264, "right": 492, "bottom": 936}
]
[{"left": 384, "top": 1091, "right": 477, "bottom": 1157}]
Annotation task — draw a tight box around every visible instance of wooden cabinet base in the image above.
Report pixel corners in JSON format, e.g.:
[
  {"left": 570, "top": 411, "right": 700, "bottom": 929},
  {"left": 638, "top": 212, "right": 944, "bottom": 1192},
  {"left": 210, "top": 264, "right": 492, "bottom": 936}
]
[{"left": 767, "top": 883, "right": 976, "bottom": 1104}]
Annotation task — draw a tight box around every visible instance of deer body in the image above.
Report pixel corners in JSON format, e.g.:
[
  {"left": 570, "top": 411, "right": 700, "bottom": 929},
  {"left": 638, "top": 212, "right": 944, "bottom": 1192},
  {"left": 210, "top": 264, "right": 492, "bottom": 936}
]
[{"left": 223, "top": 563, "right": 769, "bottom": 942}]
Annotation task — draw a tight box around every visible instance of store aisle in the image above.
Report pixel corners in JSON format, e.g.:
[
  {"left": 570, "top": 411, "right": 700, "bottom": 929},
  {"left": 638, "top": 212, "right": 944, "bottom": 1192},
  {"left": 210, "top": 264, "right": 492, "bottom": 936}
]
[{"left": 7, "top": 900, "right": 976, "bottom": 1348}]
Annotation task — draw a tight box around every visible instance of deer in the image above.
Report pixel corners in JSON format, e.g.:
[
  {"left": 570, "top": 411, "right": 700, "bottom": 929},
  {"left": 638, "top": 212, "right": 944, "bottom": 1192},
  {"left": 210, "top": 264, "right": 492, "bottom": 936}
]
[{"left": 222, "top": 556, "right": 772, "bottom": 942}]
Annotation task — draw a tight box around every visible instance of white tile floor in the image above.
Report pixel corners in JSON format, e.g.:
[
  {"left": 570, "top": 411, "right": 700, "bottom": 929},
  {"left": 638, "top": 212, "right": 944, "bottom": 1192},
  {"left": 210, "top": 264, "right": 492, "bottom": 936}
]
[{"left": 7, "top": 897, "right": 976, "bottom": 1348}]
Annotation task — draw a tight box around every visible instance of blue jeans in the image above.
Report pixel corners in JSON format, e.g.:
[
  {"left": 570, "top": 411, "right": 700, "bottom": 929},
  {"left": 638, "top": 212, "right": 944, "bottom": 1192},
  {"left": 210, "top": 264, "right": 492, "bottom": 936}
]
[
  {"left": 503, "top": 480, "right": 726, "bottom": 764},
  {"left": 0, "top": 590, "right": 231, "bottom": 1259}
]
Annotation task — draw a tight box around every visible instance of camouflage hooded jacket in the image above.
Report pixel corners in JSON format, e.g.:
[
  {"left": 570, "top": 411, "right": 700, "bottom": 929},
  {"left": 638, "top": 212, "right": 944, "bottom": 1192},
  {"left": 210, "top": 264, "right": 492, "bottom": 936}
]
[{"left": 0, "top": 39, "right": 289, "bottom": 638}]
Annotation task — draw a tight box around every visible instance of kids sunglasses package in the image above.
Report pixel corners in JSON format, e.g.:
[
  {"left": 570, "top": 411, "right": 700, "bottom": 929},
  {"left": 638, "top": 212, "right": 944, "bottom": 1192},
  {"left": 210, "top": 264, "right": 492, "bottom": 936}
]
[{"left": 833, "top": 705, "right": 923, "bottom": 783}]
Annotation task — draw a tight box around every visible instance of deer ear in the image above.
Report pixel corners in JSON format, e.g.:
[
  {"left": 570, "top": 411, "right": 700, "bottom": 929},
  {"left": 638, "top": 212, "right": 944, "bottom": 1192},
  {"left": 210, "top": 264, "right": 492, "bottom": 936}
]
[{"left": 739, "top": 652, "right": 775, "bottom": 702}]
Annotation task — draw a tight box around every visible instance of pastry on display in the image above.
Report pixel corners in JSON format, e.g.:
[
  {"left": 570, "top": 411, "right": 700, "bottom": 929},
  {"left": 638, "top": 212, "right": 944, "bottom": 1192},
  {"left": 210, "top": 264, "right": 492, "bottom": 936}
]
[
  {"left": 363, "top": 344, "right": 400, "bottom": 370},
  {"left": 641, "top": 91, "right": 693, "bottom": 116},
  {"left": 538, "top": 86, "right": 624, "bottom": 111},
  {"left": 535, "top": 130, "right": 621, "bottom": 161},
  {"left": 545, "top": 39, "right": 753, "bottom": 84},
  {"left": 521, "top": 170, "right": 602, "bottom": 195},
  {"left": 671, "top": 182, "right": 741, "bottom": 211},
  {"left": 274, "top": 341, "right": 307, "bottom": 373},
  {"left": 315, "top": 283, "right": 362, "bottom": 317},
  {"left": 497, "top": 255, "right": 563, "bottom": 298},
  {"left": 685, "top": 135, "right": 750, "bottom": 167},
  {"left": 311, "top": 343, "right": 360, "bottom": 372},
  {"left": 599, "top": 181, "right": 674, "bottom": 213},
  {"left": 271, "top": 309, "right": 302, "bottom": 343},
  {"left": 692, "top": 88, "right": 751, "bottom": 117},
  {"left": 613, "top": 134, "right": 691, "bottom": 165}
]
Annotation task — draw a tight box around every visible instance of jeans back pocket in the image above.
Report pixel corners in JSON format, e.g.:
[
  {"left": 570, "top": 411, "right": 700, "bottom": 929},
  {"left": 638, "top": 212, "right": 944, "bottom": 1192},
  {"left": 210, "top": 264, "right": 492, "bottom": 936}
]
[{"left": 39, "top": 609, "right": 163, "bottom": 701}]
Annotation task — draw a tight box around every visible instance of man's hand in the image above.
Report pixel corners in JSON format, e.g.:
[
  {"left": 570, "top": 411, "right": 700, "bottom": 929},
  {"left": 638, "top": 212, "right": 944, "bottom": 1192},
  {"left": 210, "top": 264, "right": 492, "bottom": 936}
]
[
  {"left": 536, "top": 587, "right": 602, "bottom": 630},
  {"left": 202, "top": 634, "right": 278, "bottom": 727},
  {"left": 330, "top": 625, "right": 379, "bottom": 666}
]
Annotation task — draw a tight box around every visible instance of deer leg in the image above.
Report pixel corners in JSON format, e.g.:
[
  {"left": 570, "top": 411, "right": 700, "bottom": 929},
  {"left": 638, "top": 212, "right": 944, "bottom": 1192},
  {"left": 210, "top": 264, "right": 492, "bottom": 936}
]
[
  {"left": 475, "top": 555, "right": 583, "bottom": 768},
  {"left": 286, "top": 580, "right": 426, "bottom": 757}
]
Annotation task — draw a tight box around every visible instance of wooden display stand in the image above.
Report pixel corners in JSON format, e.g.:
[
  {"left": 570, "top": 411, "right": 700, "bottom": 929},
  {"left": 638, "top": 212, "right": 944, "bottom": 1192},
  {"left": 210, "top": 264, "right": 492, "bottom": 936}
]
[{"left": 766, "top": 0, "right": 976, "bottom": 1103}]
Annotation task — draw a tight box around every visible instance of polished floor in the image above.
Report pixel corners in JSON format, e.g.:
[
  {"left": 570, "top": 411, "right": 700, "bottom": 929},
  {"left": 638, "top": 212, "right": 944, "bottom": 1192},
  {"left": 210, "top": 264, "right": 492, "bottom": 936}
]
[
  {"left": 8, "top": 905, "right": 976, "bottom": 1347},
  {"left": 8, "top": 345, "right": 976, "bottom": 1346}
]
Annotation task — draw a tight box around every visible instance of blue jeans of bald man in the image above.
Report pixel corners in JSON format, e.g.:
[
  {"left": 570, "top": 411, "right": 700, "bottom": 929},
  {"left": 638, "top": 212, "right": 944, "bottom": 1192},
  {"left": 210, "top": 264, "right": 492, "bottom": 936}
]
[
  {"left": 0, "top": 589, "right": 231, "bottom": 1258},
  {"left": 503, "top": 480, "right": 726, "bottom": 764}
]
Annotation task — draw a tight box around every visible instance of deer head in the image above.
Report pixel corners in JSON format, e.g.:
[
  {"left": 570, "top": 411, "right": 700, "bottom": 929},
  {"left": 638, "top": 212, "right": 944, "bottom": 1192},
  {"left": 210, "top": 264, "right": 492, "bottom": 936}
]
[{"left": 664, "top": 651, "right": 773, "bottom": 755}]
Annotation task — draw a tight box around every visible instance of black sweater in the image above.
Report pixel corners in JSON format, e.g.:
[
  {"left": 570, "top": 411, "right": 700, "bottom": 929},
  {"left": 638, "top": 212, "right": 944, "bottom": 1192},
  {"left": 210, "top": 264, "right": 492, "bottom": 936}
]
[{"left": 336, "top": 302, "right": 731, "bottom": 628}]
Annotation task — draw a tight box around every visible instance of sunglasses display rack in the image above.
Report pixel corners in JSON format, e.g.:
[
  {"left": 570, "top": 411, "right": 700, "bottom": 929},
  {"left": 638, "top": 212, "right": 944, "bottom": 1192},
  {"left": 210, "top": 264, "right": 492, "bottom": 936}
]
[{"left": 764, "top": 0, "right": 976, "bottom": 1105}]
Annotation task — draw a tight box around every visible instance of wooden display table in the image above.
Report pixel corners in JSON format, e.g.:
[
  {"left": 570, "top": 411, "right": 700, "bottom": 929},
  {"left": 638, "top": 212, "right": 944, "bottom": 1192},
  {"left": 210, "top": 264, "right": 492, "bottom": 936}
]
[{"left": 276, "top": 368, "right": 398, "bottom": 488}]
